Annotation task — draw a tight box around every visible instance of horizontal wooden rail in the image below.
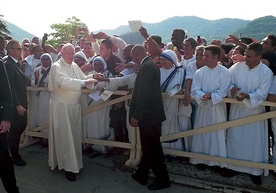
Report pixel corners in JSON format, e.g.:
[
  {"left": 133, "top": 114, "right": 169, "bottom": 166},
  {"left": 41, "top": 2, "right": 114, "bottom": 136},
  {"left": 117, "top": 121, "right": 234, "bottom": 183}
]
[{"left": 23, "top": 87, "right": 276, "bottom": 170}]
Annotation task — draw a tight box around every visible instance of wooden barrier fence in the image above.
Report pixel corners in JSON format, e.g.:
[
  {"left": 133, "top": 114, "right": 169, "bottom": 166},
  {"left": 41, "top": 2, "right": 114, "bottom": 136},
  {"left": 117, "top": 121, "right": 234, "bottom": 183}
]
[{"left": 21, "top": 87, "right": 276, "bottom": 171}]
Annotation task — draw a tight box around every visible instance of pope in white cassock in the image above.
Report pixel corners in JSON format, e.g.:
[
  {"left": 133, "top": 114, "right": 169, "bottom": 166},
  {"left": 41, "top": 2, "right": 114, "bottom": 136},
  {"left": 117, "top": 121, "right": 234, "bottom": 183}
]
[
  {"left": 226, "top": 43, "right": 273, "bottom": 184},
  {"left": 48, "top": 43, "right": 97, "bottom": 182},
  {"left": 190, "top": 45, "right": 231, "bottom": 168}
]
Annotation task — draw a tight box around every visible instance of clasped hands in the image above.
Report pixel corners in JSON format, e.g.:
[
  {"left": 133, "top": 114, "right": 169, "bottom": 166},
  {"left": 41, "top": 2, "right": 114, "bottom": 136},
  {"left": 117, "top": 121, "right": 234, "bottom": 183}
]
[
  {"left": 230, "top": 87, "right": 249, "bottom": 101},
  {"left": 200, "top": 93, "right": 211, "bottom": 101}
]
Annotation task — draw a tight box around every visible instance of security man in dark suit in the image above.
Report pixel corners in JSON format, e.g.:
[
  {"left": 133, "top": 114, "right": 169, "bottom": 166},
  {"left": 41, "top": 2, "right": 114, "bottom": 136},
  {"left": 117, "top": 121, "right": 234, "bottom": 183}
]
[
  {"left": 0, "top": 59, "right": 20, "bottom": 192},
  {"left": 4, "top": 40, "right": 27, "bottom": 166},
  {"left": 129, "top": 44, "right": 170, "bottom": 190}
]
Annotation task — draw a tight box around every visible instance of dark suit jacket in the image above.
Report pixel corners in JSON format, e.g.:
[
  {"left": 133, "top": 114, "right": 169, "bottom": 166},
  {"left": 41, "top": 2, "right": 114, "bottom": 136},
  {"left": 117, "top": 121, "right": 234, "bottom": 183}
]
[
  {"left": 129, "top": 56, "right": 166, "bottom": 127},
  {"left": 4, "top": 56, "right": 27, "bottom": 112},
  {"left": 0, "top": 60, "right": 13, "bottom": 122}
]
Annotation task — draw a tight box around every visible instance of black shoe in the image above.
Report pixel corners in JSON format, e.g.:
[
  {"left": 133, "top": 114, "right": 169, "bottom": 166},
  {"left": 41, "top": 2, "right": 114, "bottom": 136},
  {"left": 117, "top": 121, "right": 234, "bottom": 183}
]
[
  {"left": 39, "top": 139, "right": 48, "bottom": 148},
  {"left": 220, "top": 168, "right": 238, "bottom": 177},
  {"left": 164, "top": 155, "right": 173, "bottom": 162},
  {"left": 13, "top": 158, "right": 26, "bottom": 166},
  {"left": 249, "top": 174, "right": 262, "bottom": 185},
  {"left": 211, "top": 166, "right": 222, "bottom": 173},
  {"left": 82, "top": 145, "right": 92, "bottom": 155},
  {"left": 65, "top": 171, "right": 76, "bottom": 182},
  {"left": 88, "top": 151, "right": 101, "bottom": 158},
  {"left": 131, "top": 173, "right": 147, "bottom": 185},
  {"left": 147, "top": 181, "right": 170, "bottom": 190},
  {"left": 273, "top": 172, "right": 276, "bottom": 181}
]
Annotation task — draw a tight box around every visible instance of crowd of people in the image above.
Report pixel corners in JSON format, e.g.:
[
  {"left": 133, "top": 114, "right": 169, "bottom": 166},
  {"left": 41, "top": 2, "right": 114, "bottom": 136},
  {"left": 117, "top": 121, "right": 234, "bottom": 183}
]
[{"left": 0, "top": 26, "right": 276, "bottom": 192}]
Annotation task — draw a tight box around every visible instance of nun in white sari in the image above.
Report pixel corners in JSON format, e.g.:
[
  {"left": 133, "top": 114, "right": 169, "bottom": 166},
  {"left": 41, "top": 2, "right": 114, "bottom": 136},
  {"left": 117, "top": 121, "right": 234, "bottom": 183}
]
[
  {"left": 82, "top": 56, "right": 113, "bottom": 154},
  {"left": 159, "top": 50, "right": 191, "bottom": 152}
]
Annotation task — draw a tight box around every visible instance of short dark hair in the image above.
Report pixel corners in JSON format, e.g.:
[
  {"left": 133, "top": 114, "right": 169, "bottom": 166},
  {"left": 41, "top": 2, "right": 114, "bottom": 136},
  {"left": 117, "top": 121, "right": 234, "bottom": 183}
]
[
  {"left": 204, "top": 45, "right": 221, "bottom": 58},
  {"left": 173, "top": 29, "right": 186, "bottom": 39},
  {"left": 101, "top": 39, "right": 113, "bottom": 49},
  {"left": 267, "top": 34, "right": 276, "bottom": 47},
  {"left": 185, "top": 37, "right": 197, "bottom": 49},
  {"left": 151, "top": 35, "right": 162, "bottom": 45},
  {"left": 247, "top": 42, "right": 263, "bottom": 56},
  {"left": 221, "top": 44, "right": 235, "bottom": 54}
]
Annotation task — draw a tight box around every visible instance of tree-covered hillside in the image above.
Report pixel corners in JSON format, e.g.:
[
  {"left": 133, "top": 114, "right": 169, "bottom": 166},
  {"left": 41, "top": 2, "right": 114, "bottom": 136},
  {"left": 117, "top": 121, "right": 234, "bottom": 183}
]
[{"left": 4, "top": 15, "right": 276, "bottom": 45}]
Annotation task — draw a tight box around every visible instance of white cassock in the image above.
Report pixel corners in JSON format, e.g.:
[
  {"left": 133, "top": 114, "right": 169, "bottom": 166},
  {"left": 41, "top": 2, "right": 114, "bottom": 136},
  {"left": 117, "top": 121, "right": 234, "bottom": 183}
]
[
  {"left": 185, "top": 61, "right": 201, "bottom": 150},
  {"left": 31, "top": 66, "right": 51, "bottom": 133},
  {"left": 227, "top": 61, "right": 273, "bottom": 176},
  {"left": 179, "top": 56, "right": 196, "bottom": 70},
  {"left": 82, "top": 70, "right": 113, "bottom": 153},
  {"left": 185, "top": 61, "right": 198, "bottom": 80},
  {"left": 160, "top": 66, "right": 191, "bottom": 151},
  {"left": 190, "top": 64, "right": 231, "bottom": 167},
  {"left": 269, "top": 76, "right": 276, "bottom": 166},
  {"left": 48, "top": 58, "right": 93, "bottom": 173}
]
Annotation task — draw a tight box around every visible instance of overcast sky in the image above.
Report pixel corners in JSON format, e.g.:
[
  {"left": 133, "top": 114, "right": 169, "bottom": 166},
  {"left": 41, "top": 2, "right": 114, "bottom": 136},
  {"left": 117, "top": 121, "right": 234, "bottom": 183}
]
[{"left": 1, "top": 0, "right": 276, "bottom": 37}]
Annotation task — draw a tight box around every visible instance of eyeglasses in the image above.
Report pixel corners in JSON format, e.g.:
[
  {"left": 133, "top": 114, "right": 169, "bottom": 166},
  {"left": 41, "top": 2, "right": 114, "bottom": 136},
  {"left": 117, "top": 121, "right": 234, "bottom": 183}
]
[{"left": 11, "top": 48, "right": 23, "bottom": 51}]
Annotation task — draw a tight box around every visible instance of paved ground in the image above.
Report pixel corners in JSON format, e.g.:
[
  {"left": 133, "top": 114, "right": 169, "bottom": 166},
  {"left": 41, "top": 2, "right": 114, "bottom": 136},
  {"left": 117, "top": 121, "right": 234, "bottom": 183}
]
[{"left": 0, "top": 144, "right": 275, "bottom": 193}]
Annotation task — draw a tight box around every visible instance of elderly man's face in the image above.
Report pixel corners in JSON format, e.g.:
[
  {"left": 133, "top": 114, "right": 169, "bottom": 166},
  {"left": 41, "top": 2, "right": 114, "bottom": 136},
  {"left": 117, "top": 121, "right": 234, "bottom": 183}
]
[{"left": 61, "top": 46, "right": 75, "bottom": 64}]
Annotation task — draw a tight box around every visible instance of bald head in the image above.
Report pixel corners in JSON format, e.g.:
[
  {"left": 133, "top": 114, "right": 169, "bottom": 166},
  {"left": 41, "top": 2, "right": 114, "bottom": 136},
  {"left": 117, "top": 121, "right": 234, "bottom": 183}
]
[
  {"left": 131, "top": 44, "right": 147, "bottom": 65},
  {"left": 132, "top": 44, "right": 146, "bottom": 55},
  {"left": 131, "top": 44, "right": 148, "bottom": 64}
]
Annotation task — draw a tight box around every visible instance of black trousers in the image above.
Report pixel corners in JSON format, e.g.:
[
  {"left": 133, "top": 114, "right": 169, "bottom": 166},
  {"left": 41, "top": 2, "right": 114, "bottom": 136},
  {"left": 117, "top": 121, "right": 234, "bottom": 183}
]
[
  {"left": 0, "top": 132, "right": 19, "bottom": 193},
  {"left": 110, "top": 105, "right": 128, "bottom": 143},
  {"left": 9, "top": 112, "right": 27, "bottom": 160},
  {"left": 135, "top": 123, "right": 170, "bottom": 184}
]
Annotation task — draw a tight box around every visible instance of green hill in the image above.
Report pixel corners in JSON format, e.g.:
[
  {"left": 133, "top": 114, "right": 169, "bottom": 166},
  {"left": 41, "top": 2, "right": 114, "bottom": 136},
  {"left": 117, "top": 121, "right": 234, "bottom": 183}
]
[
  {"left": 5, "top": 15, "right": 276, "bottom": 45},
  {"left": 4, "top": 20, "right": 35, "bottom": 42},
  {"left": 233, "top": 15, "right": 276, "bottom": 40},
  {"left": 96, "top": 16, "right": 250, "bottom": 44}
]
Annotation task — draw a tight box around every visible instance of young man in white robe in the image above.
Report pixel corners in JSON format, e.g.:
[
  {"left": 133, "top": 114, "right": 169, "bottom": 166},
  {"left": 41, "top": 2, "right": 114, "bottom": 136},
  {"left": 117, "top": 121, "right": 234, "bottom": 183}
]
[
  {"left": 48, "top": 43, "right": 97, "bottom": 182},
  {"left": 225, "top": 42, "right": 273, "bottom": 185},
  {"left": 266, "top": 74, "right": 276, "bottom": 180},
  {"left": 190, "top": 45, "right": 231, "bottom": 169}
]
